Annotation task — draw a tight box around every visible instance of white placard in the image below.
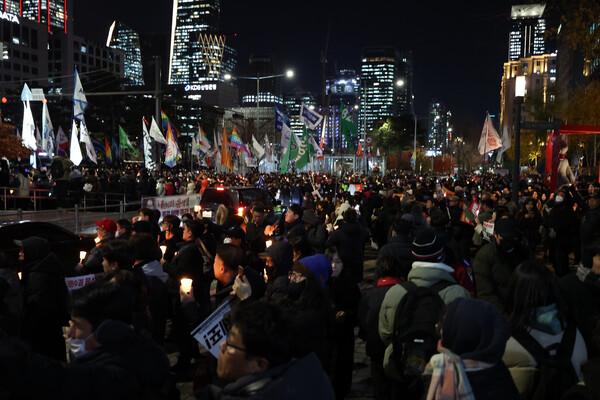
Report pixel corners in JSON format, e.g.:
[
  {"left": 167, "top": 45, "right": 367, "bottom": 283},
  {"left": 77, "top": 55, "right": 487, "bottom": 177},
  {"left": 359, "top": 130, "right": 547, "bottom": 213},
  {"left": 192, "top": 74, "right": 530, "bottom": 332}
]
[
  {"left": 65, "top": 273, "right": 104, "bottom": 292},
  {"left": 142, "top": 194, "right": 202, "bottom": 221},
  {"left": 191, "top": 301, "right": 232, "bottom": 358},
  {"left": 482, "top": 220, "right": 495, "bottom": 242}
]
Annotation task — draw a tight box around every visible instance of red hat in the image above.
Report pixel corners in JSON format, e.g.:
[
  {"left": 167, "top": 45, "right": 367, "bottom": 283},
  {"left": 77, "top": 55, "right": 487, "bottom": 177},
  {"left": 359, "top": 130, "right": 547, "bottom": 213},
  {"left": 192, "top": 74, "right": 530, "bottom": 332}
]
[{"left": 95, "top": 218, "right": 117, "bottom": 234}]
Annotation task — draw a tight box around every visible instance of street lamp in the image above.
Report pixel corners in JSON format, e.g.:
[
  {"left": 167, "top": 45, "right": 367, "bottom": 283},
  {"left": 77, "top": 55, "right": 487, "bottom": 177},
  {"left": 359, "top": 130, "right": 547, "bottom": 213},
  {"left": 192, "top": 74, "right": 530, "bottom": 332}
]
[
  {"left": 224, "top": 70, "right": 294, "bottom": 142},
  {"left": 396, "top": 79, "right": 405, "bottom": 87},
  {"left": 513, "top": 75, "right": 526, "bottom": 203}
]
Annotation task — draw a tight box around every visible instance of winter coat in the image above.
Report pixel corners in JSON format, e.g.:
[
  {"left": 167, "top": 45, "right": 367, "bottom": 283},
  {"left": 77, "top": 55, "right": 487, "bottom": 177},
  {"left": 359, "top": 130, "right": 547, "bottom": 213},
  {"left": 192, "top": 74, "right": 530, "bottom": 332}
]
[
  {"left": 197, "top": 353, "right": 334, "bottom": 400},
  {"left": 472, "top": 241, "right": 529, "bottom": 311},
  {"left": 0, "top": 320, "right": 172, "bottom": 399},
  {"left": 20, "top": 238, "right": 69, "bottom": 361},
  {"left": 378, "top": 261, "right": 471, "bottom": 379},
  {"left": 325, "top": 221, "right": 367, "bottom": 283},
  {"left": 502, "top": 324, "right": 587, "bottom": 398}
]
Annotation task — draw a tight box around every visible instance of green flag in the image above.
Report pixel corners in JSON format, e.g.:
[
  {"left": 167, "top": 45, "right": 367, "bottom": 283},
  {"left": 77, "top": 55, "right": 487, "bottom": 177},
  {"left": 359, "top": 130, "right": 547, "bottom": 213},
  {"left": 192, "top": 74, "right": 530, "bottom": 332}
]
[
  {"left": 280, "top": 132, "right": 292, "bottom": 173},
  {"left": 119, "top": 125, "right": 139, "bottom": 158},
  {"left": 293, "top": 127, "right": 313, "bottom": 170},
  {"left": 340, "top": 100, "right": 356, "bottom": 150}
]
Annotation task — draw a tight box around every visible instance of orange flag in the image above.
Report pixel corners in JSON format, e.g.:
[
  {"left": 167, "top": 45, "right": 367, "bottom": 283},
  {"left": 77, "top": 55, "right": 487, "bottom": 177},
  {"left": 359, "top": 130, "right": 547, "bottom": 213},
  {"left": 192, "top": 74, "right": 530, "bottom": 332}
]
[
  {"left": 356, "top": 141, "right": 364, "bottom": 157},
  {"left": 221, "top": 128, "right": 232, "bottom": 170}
]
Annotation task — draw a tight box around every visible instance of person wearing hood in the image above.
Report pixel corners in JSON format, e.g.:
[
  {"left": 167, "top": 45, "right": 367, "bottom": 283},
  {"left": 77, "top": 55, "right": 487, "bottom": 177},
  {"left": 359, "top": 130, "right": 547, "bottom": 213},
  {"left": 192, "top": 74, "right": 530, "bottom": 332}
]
[
  {"left": 129, "top": 232, "right": 169, "bottom": 344},
  {"left": 502, "top": 261, "right": 587, "bottom": 399},
  {"left": 325, "top": 208, "right": 367, "bottom": 284},
  {"left": 276, "top": 256, "right": 333, "bottom": 370},
  {"left": 379, "top": 229, "right": 471, "bottom": 385},
  {"left": 0, "top": 278, "right": 173, "bottom": 399},
  {"left": 473, "top": 217, "right": 530, "bottom": 310},
  {"left": 423, "top": 298, "right": 520, "bottom": 400},
  {"left": 78, "top": 218, "right": 117, "bottom": 275},
  {"left": 547, "top": 187, "right": 578, "bottom": 277},
  {"left": 378, "top": 219, "right": 414, "bottom": 267},
  {"left": 262, "top": 241, "right": 294, "bottom": 302},
  {"left": 15, "top": 236, "right": 70, "bottom": 361}
]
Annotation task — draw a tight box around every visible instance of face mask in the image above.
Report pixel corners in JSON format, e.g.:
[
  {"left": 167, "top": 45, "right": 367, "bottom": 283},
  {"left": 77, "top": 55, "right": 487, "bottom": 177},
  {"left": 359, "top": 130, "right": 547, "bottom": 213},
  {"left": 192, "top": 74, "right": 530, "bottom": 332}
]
[
  {"left": 67, "top": 333, "right": 93, "bottom": 361},
  {"left": 115, "top": 231, "right": 120, "bottom": 238},
  {"left": 555, "top": 196, "right": 564, "bottom": 203}
]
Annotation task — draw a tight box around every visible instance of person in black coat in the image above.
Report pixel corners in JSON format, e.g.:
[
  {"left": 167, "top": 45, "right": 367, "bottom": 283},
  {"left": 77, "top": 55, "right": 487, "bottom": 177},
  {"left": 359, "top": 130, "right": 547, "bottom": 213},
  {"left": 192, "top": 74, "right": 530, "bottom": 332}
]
[
  {"left": 0, "top": 278, "right": 173, "bottom": 399},
  {"left": 377, "top": 219, "right": 413, "bottom": 268},
  {"left": 15, "top": 236, "right": 69, "bottom": 361},
  {"left": 325, "top": 208, "right": 367, "bottom": 284},
  {"left": 547, "top": 188, "right": 578, "bottom": 277},
  {"left": 263, "top": 241, "right": 293, "bottom": 302}
]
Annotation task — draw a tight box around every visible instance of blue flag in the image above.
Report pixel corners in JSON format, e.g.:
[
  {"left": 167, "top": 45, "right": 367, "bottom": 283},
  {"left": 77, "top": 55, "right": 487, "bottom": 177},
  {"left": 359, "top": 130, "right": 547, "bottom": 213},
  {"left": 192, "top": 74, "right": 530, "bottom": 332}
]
[
  {"left": 274, "top": 106, "right": 290, "bottom": 132},
  {"left": 257, "top": 176, "right": 264, "bottom": 188}
]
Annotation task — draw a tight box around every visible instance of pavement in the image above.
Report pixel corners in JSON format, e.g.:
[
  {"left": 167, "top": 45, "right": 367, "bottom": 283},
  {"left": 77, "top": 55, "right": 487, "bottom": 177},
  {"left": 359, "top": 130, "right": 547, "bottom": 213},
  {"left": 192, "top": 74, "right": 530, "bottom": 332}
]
[{"left": 174, "top": 246, "right": 379, "bottom": 399}]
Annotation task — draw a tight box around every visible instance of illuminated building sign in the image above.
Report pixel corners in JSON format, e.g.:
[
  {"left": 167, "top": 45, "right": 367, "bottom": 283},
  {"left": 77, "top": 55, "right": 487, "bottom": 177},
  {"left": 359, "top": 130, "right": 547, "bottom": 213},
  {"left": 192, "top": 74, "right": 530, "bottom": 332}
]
[
  {"left": 184, "top": 83, "right": 216, "bottom": 92},
  {"left": 0, "top": 11, "right": 20, "bottom": 24}
]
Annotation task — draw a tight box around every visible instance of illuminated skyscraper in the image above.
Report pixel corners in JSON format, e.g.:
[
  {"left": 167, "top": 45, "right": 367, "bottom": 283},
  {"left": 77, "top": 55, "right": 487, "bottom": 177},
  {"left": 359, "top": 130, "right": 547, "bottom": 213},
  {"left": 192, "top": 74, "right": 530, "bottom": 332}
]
[
  {"left": 168, "top": 0, "right": 236, "bottom": 85},
  {"left": 509, "top": 4, "right": 549, "bottom": 61},
  {"left": 106, "top": 20, "right": 144, "bottom": 86},
  {"left": 427, "top": 102, "right": 452, "bottom": 155},
  {"left": 19, "top": 0, "right": 71, "bottom": 33},
  {"left": 323, "top": 69, "right": 359, "bottom": 151},
  {"left": 359, "top": 47, "right": 409, "bottom": 134}
]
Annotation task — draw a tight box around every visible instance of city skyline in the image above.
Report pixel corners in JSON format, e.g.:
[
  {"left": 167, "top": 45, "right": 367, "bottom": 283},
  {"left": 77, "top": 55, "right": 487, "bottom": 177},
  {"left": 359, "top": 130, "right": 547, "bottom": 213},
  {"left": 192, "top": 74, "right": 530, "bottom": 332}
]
[{"left": 73, "top": 0, "right": 511, "bottom": 141}]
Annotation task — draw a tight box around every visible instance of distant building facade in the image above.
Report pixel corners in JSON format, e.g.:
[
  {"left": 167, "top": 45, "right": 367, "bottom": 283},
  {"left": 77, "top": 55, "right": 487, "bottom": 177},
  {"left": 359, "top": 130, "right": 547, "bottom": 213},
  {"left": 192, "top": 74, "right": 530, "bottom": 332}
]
[
  {"left": 106, "top": 20, "right": 144, "bottom": 86},
  {"left": 427, "top": 102, "right": 452, "bottom": 155},
  {"left": 509, "top": 4, "right": 551, "bottom": 61}
]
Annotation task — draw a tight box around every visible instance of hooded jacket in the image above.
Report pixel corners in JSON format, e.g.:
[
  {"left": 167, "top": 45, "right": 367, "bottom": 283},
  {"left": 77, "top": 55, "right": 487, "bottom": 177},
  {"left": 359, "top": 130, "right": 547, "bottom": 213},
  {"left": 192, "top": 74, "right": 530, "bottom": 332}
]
[
  {"left": 263, "top": 241, "right": 293, "bottom": 302},
  {"left": 378, "top": 261, "right": 470, "bottom": 379},
  {"left": 325, "top": 221, "right": 366, "bottom": 283}
]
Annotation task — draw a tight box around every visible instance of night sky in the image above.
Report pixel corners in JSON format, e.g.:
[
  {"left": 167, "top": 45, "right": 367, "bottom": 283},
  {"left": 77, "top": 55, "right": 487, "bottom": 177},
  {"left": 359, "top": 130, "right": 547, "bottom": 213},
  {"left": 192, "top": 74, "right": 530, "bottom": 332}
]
[{"left": 75, "top": 0, "right": 514, "bottom": 142}]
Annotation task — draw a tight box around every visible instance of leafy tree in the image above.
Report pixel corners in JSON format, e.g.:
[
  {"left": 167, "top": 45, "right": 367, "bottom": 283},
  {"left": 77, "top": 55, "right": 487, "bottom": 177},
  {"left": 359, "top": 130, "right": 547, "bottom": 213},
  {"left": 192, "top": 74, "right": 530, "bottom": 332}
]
[{"left": 0, "top": 123, "right": 32, "bottom": 159}]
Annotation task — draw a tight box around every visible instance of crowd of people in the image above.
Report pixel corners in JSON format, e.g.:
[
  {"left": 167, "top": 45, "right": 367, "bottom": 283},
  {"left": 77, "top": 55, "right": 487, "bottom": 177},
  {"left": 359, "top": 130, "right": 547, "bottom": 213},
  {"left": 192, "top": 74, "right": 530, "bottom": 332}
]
[{"left": 0, "top": 164, "right": 600, "bottom": 399}]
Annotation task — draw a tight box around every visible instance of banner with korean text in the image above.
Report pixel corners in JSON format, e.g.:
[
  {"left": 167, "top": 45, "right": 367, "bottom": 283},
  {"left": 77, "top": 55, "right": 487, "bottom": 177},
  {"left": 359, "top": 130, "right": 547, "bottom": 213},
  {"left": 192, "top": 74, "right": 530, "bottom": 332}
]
[{"left": 141, "top": 193, "right": 202, "bottom": 221}]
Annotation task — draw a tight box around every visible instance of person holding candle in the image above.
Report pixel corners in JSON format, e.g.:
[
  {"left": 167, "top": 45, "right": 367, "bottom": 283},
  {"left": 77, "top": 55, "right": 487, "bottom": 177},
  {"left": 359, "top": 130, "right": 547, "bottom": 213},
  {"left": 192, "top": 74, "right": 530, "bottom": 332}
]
[{"left": 78, "top": 218, "right": 117, "bottom": 275}]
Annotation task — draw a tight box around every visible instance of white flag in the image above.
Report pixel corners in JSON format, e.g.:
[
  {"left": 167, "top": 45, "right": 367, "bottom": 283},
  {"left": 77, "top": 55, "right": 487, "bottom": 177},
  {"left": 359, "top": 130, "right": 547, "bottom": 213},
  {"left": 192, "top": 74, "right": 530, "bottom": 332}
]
[
  {"left": 265, "top": 133, "right": 273, "bottom": 163},
  {"left": 496, "top": 126, "right": 512, "bottom": 163},
  {"left": 35, "top": 126, "right": 42, "bottom": 151},
  {"left": 56, "top": 126, "right": 69, "bottom": 151},
  {"left": 142, "top": 119, "right": 157, "bottom": 171},
  {"left": 73, "top": 67, "right": 88, "bottom": 122},
  {"left": 377, "top": 148, "right": 381, "bottom": 157},
  {"left": 478, "top": 112, "right": 502, "bottom": 155},
  {"left": 197, "top": 125, "right": 211, "bottom": 154},
  {"left": 252, "top": 135, "right": 265, "bottom": 158},
  {"left": 309, "top": 135, "right": 322, "bottom": 157},
  {"left": 149, "top": 116, "right": 168, "bottom": 144},
  {"left": 70, "top": 120, "right": 83, "bottom": 166},
  {"left": 21, "top": 101, "right": 36, "bottom": 151},
  {"left": 299, "top": 103, "right": 323, "bottom": 130},
  {"left": 79, "top": 117, "right": 97, "bottom": 164},
  {"left": 42, "top": 101, "right": 55, "bottom": 157}
]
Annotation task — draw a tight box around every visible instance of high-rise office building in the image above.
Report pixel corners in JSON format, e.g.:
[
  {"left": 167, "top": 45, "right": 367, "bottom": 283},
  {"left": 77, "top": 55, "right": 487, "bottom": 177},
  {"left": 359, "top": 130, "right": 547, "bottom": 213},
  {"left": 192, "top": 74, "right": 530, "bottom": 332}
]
[
  {"left": 397, "top": 51, "right": 414, "bottom": 116},
  {"left": 359, "top": 47, "right": 404, "bottom": 134},
  {"left": 509, "top": 4, "right": 549, "bottom": 61},
  {"left": 168, "top": 0, "right": 236, "bottom": 85},
  {"left": 427, "top": 102, "right": 452, "bottom": 155},
  {"left": 284, "top": 87, "right": 316, "bottom": 137},
  {"left": 19, "top": 0, "right": 71, "bottom": 33},
  {"left": 106, "top": 20, "right": 144, "bottom": 86}
]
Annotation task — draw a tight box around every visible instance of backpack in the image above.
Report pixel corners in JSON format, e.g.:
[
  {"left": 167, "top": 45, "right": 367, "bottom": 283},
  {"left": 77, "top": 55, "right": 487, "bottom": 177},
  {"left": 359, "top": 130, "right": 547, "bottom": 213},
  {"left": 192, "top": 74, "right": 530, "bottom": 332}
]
[
  {"left": 513, "top": 322, "right": 578, "bottom": 400},
  {"left": 50, "top": 159, "right": 64, "bottom": 179},
  {"left": 392, "top": 280, "right": 453, "bottom": 384}
]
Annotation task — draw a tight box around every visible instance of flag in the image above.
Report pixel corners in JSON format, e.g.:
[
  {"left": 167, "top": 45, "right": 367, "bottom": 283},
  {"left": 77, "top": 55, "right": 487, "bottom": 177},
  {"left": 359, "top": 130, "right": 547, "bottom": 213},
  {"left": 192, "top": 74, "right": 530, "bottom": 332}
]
[
  {"left": 197, "top": 125, "right": 211, "bottom": 155},
  {"left": 377, "top": 148, "right": 381, "bottom": 157},
  {"left": 275, "top": 106, "right": 292, "bottom": 152},
  {"left": 165, "top": 123, "right": 180, "bottom": 168},
  {"left": 257, "top": 176, "right": 264, "bottom": 188},
  {"left": 112, "top": 137, "right": 119, "bottom": 161},
  {"left": 284, "top": 127, "right": 312, "bottom": 171},
  {"left": 496, "top": 125, "right": 512, "bottom": 163},
  {"left": 340, "top": 101, "right": 356, "bottom": 150},
  {"left": 142, "top": 118, "right": 157, "bottom": 171},
  {"left": 252, "top": 135, "right": 265, "bottom": 158},
  {"left": 148, "top": 116, "right": 168, "bottom": 144},
  {"left": 299, "top": 103, "right": 323, "bottom": 130},
  {"left": 221, "top": 128, "right": 232, "bottom": 170},
  {"left": 56, "top": 126, "right": 69, "bottom": 151},
  {"left": 264, "top": 133, "right": 273, "bottom": 162},
  {"left": 309, "top": 134, "right": 322, "bottom": 158},
  {"left": 105, "top": 137, "right": 112, "bottom": 165},
  {"left": 230, "top": 128, "right": 250, "bottom": 156},
  {"left": 41, "top": 100, "right": 55, "bottom": 157},
  {"left": 91, "top": 138, "right": 104, "bottom": 153},
  {"left": 478, "top": 112, "right": 502, "bottom": 155},
  {"left": 206, "top": 132, "right": 220, "bottom": 166},
  {"left": 161, "top": 110, "right": 181, "bottom": 138},
  {"left": 69, "top": 120, "right": 83, "bottom": 166},
  {"left": 79, "top": 118, "right": 97, "bottom": 164},
  {"left": 317, "top": 115, "right": 326, "bottom": 160},
  {"left": 119, "top": 125, "right": 139, "bottom": 158},
  {"left": 21, "top": 101, "right": 36, "bottom": 151},
  {"left": 280, "top": 132, "right": 293, "bottom": 174},
  {"left": 35, "top": 126, "right": 42, "bottom": 151},
  {"left": 356, "top": 141, "right": 364, "bottom": 157},
  {"left": 73, "top": 67, "right": 88, "bottom": 121}
]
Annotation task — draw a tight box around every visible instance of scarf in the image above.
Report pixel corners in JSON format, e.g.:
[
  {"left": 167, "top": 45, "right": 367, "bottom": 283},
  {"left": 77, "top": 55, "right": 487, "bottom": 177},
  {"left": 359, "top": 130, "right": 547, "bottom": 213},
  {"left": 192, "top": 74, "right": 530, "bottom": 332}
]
[{"left": 425, "top": 349, "right": 475, "bottom": 400}]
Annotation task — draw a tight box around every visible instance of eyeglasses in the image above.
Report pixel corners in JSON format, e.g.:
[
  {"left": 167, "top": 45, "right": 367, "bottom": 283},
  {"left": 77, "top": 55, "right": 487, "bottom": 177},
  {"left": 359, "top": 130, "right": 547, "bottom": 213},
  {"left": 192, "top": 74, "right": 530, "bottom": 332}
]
[{"left": 224, "top": 337, "right": 247, "bottom": 354}]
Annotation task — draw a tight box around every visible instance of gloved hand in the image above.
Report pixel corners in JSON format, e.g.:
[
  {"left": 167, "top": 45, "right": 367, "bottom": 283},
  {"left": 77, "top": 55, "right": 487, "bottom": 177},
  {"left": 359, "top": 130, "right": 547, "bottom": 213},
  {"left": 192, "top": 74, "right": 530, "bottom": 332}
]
[{"left": 230, "top": 275, "right": 252, "bottom": 301}]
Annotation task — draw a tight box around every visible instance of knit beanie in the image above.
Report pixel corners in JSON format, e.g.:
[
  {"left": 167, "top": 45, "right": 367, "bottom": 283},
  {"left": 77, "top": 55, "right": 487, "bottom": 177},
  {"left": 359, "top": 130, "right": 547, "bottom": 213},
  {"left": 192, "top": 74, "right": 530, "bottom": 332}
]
[
  {"left": 298, "top": 254, "right": 332, "bottom": 288},
  {"left": 411, "top": 229, "right": 444, "bottom": 262}
]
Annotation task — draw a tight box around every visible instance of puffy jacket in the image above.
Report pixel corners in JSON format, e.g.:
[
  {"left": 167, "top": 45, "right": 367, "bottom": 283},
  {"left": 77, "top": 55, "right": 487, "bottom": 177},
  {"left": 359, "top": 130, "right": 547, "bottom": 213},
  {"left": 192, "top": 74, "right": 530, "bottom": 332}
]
[
  {"left": 325, "top": 221, "right": 367, "bottom": 283},
  {"left": 378, "top": 261, "right": 471, "bottom": 379}
]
